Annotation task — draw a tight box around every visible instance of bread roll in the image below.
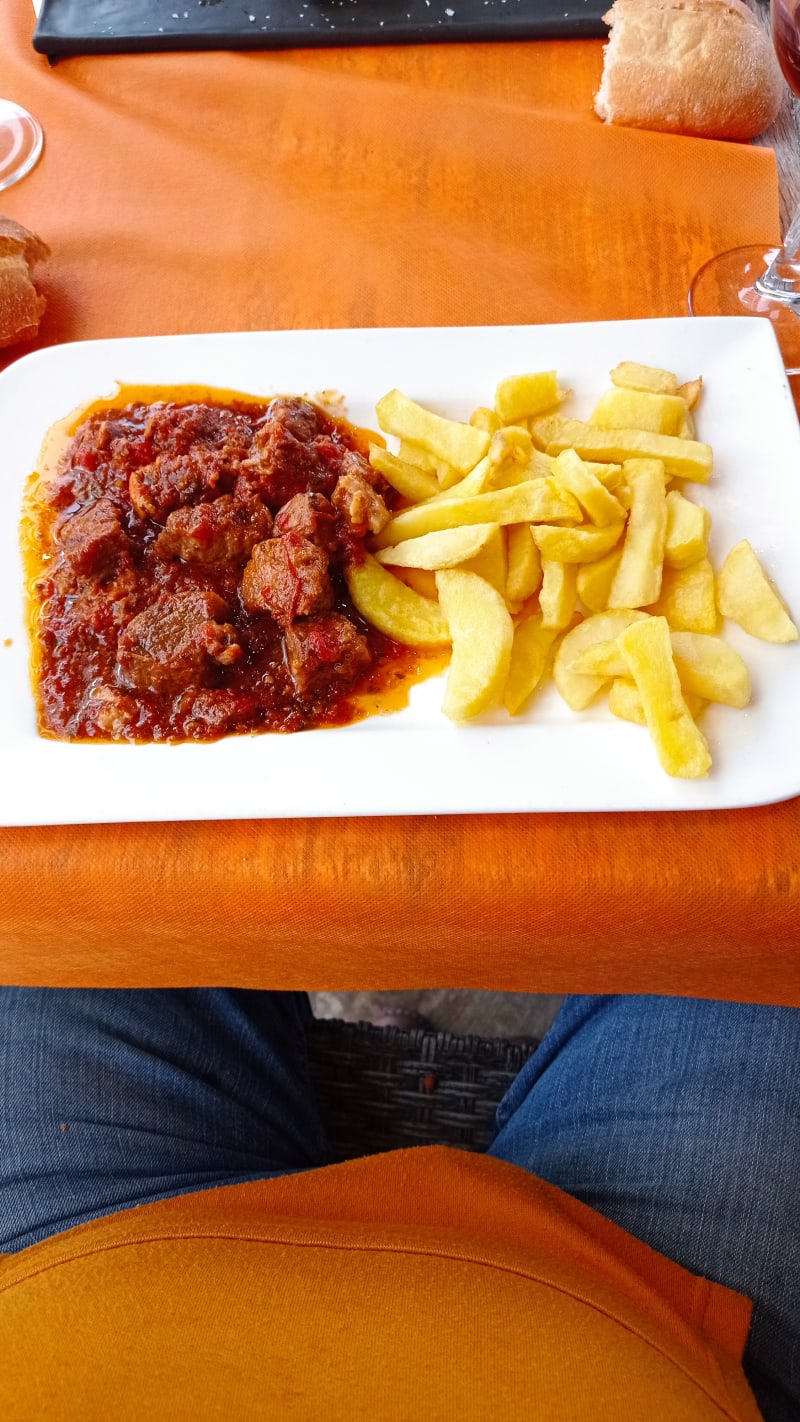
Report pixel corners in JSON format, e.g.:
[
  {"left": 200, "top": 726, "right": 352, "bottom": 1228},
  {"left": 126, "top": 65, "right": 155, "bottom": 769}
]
[
  {"left": 0, "top": 215, "right": 49, "bottom": 350},
  {"left": 594, "top": 0, "right": 784, "bottom": 141}
]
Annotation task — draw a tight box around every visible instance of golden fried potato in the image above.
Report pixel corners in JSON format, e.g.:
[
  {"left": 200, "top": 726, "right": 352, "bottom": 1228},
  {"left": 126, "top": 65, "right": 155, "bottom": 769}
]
[
  {"left": 532, "top": 415, "right": 713, "bottom": 483},
  {"left": 376, "top": 390, "right": 490, "bottom": 474},
  {"left": 368, "top": 444, "right": 439, "bottom": 504},
  {"left": 396, "top": 439, "right": 459, "bottom": 489},
  {"left": 610, "top": 361, "right": 679, "bottom": 395},
  {"left": 650, "top": 558, "right": 718, "bottom": 634},
  {"left": 504, "top": 612, "right": 561, "bottom": 714},
  {"left": 574, "top": 629, "right": 751, "bottom": 710},
  {"left": 435, "top": 570, "right": 514, "bottom": 720},
  {"left": 345, "top": 553, "right": 451, "bottom": 646},
  {"left": 617, "top": 617, "right": 711, "bottom": 779},
  {"left": 494, "top": 371, "right": 565, "bottom": 425},
  {"left": 534, "top": 520, "right": 625, "bottom": 564},
  {"left": 670, "top": 631, "right": 751, "bottom": 708},
  {"left": 664, "top": 489, "right": 711, "bottom": 569},
  {"left": 539, "top": 559, "right": 579, "bottom": 630},
  {"left": 505, "top": 523, "right": 542, "bottom": 607},
  {"left": 549, "top": 448, "right": 626, "bottom": 526},
  {"left": 576, "top": 547, "right": 623, "bottom": 613},
  {"left": 607, "top": 458, "right": 667, "bottom": 609},
  {"left": 553, "top": 609, "right": 649, "bottom": 711},
  {"left": 716, "top": 540, "right": 798, "bottom": 644},
  {"left": 608, "top": 677, "right": 706, "bottom": 725},
  {"left": 459, "top": 525, "right": 508, "bottom": 595},
  {"left": 470, "top": 406, "right": 502, "bottom": 435},
  {"left": 374, "top": 523, "right": 499, "bottom": 571},
  {"left": 373, "top": 479, "right": 580, "bottom": 550},
  {"left": 590, "top": 388, "right": 687, "bottom": 436}
]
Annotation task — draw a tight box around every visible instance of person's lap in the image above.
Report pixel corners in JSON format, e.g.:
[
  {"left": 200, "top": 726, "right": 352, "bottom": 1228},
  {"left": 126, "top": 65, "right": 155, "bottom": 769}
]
[
  {"left": 0, "top": 987, "right": 330, "bottom": 1253},
  {"left": 488, "top": 994, "right": 800, "bottom": 1422},
  {"left": 1, "top": 987, "right": 797, "bottom": 1420}
]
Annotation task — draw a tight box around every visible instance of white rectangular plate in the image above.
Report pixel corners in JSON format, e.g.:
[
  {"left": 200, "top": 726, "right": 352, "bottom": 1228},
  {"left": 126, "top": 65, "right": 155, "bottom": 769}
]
[{"left": 1, "top": 318, "right": 799, "bottom": 825}]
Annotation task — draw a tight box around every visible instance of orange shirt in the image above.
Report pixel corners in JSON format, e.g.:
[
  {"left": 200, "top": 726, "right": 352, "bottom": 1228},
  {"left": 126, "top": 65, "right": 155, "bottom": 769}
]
[{"left": 0, "top": 1148, "right": 761, "bottom": 1420}]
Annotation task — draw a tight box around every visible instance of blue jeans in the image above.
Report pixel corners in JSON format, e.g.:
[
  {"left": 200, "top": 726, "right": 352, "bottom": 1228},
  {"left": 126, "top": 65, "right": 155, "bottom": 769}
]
[{"left": 0, "top": 990, "right": 797, "bottom": 1421}]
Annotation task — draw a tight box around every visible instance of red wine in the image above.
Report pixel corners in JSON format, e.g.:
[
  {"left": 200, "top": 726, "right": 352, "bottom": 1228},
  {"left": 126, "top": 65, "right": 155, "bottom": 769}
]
[{"left": 773, "top": 0, "right": 800, "bottom": 98}]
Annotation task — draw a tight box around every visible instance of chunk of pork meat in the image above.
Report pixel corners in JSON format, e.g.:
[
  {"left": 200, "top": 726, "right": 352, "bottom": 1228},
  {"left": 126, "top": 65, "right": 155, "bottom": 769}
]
[
  {"left": 240, "top": 533, "right": 332, "bottom": 627},
  {"left": 284, "top": 613, "right": 372, "bottom": 695},
  {"left": 332, "top": 470, "right": 390, "bottom": 537},
  {"left": 273, "top": 492, "right": 339, "bottom": 552},
  {"left": 129, "top": 447, "right": 229, "bottom": 522},
  {"left": 243, "top": 397, "right": 361, "bottom": 507},
  {"left": 57, "top": 499, "right": 131, "bottom": 579},
  {"left": 263, "top": 397, "right": 325, "bottom": 443},
  {"left": 154, "top": 493, "right": 273, "bottom": 565},
  {"left": 116, "top": 589, "right": 242, "bottom": 696}
]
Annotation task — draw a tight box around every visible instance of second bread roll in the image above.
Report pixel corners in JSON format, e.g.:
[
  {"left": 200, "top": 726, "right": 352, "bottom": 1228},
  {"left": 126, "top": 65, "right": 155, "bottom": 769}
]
[{"left": 594, "top": 0, "right": 784, "bottom": 141}]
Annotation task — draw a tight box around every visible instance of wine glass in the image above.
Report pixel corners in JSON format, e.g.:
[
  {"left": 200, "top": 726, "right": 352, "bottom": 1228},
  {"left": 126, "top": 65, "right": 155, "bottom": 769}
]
[
  {"left": 0, "top": 98, "right": 43, "bottom": 191},
  {"left": 688, "top": 0, "right": 800, "bottom": 375}
]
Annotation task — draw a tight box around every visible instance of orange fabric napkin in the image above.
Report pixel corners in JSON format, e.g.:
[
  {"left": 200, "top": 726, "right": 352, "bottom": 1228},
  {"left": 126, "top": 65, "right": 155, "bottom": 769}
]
[{"left": 1, "top": 0, "right": 796, "bottom": 999}]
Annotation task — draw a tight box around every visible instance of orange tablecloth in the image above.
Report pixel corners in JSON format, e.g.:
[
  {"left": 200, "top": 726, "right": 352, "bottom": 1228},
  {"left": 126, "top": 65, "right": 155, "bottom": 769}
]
[{"left": 1, "top": 0, "right": 797, "bottom": 1000}]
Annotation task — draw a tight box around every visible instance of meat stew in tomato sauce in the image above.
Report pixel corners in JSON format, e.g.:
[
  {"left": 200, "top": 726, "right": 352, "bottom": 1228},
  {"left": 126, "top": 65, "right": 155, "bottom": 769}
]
[{"left": 26, "top": 388, "right": 440, "bottom": 742}]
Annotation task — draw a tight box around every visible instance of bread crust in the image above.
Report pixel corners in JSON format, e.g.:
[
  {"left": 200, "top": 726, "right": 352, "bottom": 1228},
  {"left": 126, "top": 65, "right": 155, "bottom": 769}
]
[
  {"left": 595, "top": 0, "right": 785, "bottom": 141},
  {"left": 0, "top": 215, "right": 49, "bottom": 350}
]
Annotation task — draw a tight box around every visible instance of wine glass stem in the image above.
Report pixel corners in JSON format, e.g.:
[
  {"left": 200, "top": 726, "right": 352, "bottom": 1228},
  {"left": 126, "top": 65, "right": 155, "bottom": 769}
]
[{"left": 755, "top": 203, "right": 800, "bottom": 306}]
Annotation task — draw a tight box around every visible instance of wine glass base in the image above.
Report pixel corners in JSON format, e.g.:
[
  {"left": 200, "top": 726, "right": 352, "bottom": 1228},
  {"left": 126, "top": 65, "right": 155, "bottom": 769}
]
[
  {"left": 688, "top": 245, "right": 800, "bottom": 376},
  {"left": 0, "top": 100, "right": 43, "bottom": 192}
]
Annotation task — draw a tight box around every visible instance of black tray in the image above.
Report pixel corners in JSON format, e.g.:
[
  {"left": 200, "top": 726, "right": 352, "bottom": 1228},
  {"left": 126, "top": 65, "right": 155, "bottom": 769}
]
[{"left": 33, "top": 0, "right": 610, "bottom": 58}]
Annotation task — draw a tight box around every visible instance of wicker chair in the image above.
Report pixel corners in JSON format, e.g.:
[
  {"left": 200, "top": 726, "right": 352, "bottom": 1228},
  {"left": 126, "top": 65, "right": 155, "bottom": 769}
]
[{"left": 307, "top": 1017, "right": 540, "bottom": 1162}]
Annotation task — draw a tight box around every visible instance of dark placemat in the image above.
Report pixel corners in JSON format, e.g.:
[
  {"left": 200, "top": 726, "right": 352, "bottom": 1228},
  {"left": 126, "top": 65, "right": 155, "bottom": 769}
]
[{"left": 34, "top": 0, "right": 610, "bottom": 57}]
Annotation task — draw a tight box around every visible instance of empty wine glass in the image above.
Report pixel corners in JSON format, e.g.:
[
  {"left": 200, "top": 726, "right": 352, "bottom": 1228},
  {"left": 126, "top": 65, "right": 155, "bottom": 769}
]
[
  {"left": 688, "top": 0, "right": 800, "bottom": 375},
  {"left": 0, "top": 98, "right": 43, "bottom": 191}
]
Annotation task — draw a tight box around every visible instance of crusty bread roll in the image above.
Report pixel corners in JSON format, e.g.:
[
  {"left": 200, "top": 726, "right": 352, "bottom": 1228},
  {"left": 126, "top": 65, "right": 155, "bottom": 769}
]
[
  {"left": 0, "top": 215, "right": 49, "bottom": 350},
  {"left": 594, "top": 0, "right": 784, "bottom": 141}
]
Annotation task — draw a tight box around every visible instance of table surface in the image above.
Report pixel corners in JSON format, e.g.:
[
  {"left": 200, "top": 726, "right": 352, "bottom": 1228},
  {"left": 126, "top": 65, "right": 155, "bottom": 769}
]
[{"left": 2, "top": 0, "right": 800, "bottom": 1000}]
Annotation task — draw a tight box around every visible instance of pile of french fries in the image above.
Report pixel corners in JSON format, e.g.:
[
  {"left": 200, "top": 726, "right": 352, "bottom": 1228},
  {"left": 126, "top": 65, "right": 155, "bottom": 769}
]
[{"left": 344, "top": 361, "right": 798, "bottom": 780}]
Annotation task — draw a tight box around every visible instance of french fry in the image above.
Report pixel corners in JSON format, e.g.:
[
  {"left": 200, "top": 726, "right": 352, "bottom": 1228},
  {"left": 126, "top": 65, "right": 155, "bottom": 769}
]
[
  {"left": 610, "top": 361, "right": 679, "bottom": 395},
  {"left": 670, "top": 631, "right": 751, "bottom": 708},
  {"left": 539, "top": 559, "right": 579, "bottom": 630},
  {"left": 397, "top": 439, "right": 459, "bottom": 489},
  {"left": 504, "top": 612, "right": 561, "bottom": 714},
  {"left": 435, "top": 571, "right": 513, "bottom": 720},
  {"left": 368, "top": 444, "right": 439, "bottom": 504},
  {"left": 617, "top": 617, "right": 712, "bottom": 779},
  {"left": 576, "top": 547, "right": 623, "bottom": 613},
  {"left": 534, "top": 520, "right": 625, "bottom": 564},
  {"left": 609, "top": 677, "right": 706, "bottom": 725},
  {"left": 607, "top": 459, "right": 667, "bottom": 609},
  {"left": 716, "top": 540, "right": 798, "bottom": 644},
  {"left": 345, "top": 553, "right": 451, "bottom": 646},
  {"left": 574, "top": 629, "right": 751, "bottom": 709},
  {"left": 459, "top": 525, "right": 508, "bottom": 595},
  {"left": 505, "top": 523, "right": 542, "bottom": 607},
  {"left": 470, "top": 406, "right": 502, "bottom": 435},
  {"left": 494, "top": 371, "right": 565, "bottom": 425},
  {"left": 549, "top": 448, "right": 627, "bottom": 526},
  {"left": 373, "top": 480, "right": 580, "bottom": 550},
  {"left": 532, "top": 415, "right": 713, "bottom": 483},
  {"left": 664, "top": 489, "right": 711, "bottom": 569},
  {"left": 590, "top": 388, "right": 687, "bottom": 436},
  {"left": 374, "top": 523, "right": 500, "bottom": 571},
  {"left": 553, "top": 610, "right": 649, "bottom": 711},
  {"left": 650, "top": 557, "right": 718, "bottom": 634},
  {"left": 376, "top": 389, "right": 490, "bottom": 474}
]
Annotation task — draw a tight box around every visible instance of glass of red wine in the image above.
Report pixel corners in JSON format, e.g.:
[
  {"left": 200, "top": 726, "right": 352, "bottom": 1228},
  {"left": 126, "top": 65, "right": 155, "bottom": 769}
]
[
  {"left": 0, "top": 98, "right": 43, "bottom": 191},
  {"left": 688, "top": 0, "right": 800, "bottom": 375}
]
